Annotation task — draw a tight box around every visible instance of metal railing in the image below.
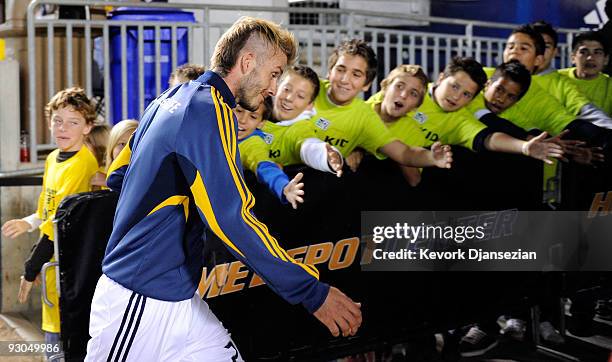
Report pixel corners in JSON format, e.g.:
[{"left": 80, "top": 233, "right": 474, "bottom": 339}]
[{"left": 26, "top": 0, "right": 580, "bottom": 161}]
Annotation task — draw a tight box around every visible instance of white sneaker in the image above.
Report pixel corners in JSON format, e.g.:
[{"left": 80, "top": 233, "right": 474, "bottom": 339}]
[
  {"left": 540, "top": 321, "right": 565, "bottom": 344},
  {"left": 497, "top": 316, "right": 526, "bottom": 341}
]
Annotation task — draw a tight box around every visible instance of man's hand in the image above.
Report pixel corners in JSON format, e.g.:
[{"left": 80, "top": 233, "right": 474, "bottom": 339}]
[
  {"left": 283, "top": 172, "right": 305, "bottom": 209},
  {"left": 313, "top": 286, "right": 362, "bottom": 337},
  {"left": 326, "top": 144, "right": 344, "bottom": 177},
  {"left": 524, "top": 132, "right": 564, "bottom": 164},
  {"left": 345, "top": 150, "right": 364, "bottom": 172},
  {"left": 18, "top": 276, "right": 35, "bottom": 304},
  {"left": 431, "top": 142, "right": 452, "bottom": 169},
  {"left": 2, "top": 219, "right": 31, "bottom": 239}
]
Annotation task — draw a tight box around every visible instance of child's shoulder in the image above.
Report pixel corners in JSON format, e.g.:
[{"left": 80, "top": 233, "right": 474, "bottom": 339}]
[
  {"left": 73, "top": 146, "right": 99, "bottom": 171},
  {"left": 46, "top": 149, "right": 60, "bottom": 162}
]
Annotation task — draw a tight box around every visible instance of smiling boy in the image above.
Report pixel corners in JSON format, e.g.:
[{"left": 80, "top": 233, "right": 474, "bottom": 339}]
[
  {"left": 235, "top": 98, "right": 305, "bottom": 209},
  {"left": 262, "top": 65, "right": 344, "bottom": 175},
  {"left": 2, "top": 87, "right": 98, "bottom": 353},
  {"left": 310, "top": 39, "right": 453, "bottom": 171}
]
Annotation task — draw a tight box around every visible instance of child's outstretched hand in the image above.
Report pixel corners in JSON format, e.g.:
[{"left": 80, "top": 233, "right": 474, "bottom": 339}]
[
  {"left": 524, "top": 132, "right": 564, "bottom": 164},
  {"left": 18, "top": 276, "right": 36, "bottom": 304},
  {"left": 566, "top": 145, "right": 605, "bottom": 166},
  {"left": 2, "top": 219, "right": 31, "bottom": 239},
  {"left": 346, "top": 149, "right": 364, "bottom": 172},
  {"left": 543, "top": 129, "right": 583, "bottom": 162},
  {"left": 431, "top": 142, "right": 452, "bottom": 169},
  {"left": 283, "top": 172, "right": 305, "bottom": 209},
  {"left": 326, "top": 144, "right": 344, "bottom": 177}
]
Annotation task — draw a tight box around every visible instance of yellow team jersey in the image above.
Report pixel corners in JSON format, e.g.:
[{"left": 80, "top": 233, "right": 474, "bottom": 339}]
[
  {"left": 533, "top": 69, "right": 591, "bottom": 116},
  {"left": 366, "top": 92, "right": 428, "bottom": 148},
  {"left": 262, "top": 121, "right": 318, "bottom": 166},
  {"left": 484, "top": 67, "right": 575, "bottom": 136},
  {"left": 238, "top": 131, "right": 273, "bottom": 173},
  {"left": 559, "top": 68, "right": 612, "bottom": 116},
  {"left": 37, "top": 145, "right": 98, "bottom": 333},
  {"left": 411, "top": 85, "right": 487, "bottom": 151},
  {"left": 310, "top": 79, "right": 396, "bottom": 158}
]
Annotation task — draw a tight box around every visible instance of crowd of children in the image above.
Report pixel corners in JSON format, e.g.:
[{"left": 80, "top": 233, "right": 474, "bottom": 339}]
[{"left": 1, "top": 19, "right": 611, "bottom": 360}]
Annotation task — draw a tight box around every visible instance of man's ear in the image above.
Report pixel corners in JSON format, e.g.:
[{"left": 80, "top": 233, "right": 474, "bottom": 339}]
[
  {"left": 305, "top": 102, "right": 314, "bottom": 111},
  {"left": 436, "top": 72, "right": 445, "bottom": 85},
  {"left": 484, "top": 79, "right": 491, "bottom": 90},
  {"left": 239, "top": 51, "right": 257, "bottom": 76},
  {"left": 605, "top": 55, "right": 610, "bottom": 67}
]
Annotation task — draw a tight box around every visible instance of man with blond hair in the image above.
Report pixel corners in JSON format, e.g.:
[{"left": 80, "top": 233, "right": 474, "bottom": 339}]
[{"left": 87, "top": 17, "right": 361, "bottom": 361}]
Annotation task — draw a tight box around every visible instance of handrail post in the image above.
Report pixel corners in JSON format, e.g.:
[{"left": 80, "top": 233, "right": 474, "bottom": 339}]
[
  {"left": 464, "top": 23, "right": 473, "bottom": 57},
  {"left": 27, "top": 1, "right": 40, "bottom": 163}
]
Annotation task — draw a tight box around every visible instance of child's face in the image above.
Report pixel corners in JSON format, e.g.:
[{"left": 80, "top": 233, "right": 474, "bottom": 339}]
[
  {"left": 540, "top": 33, "right": 557, "bottom": 71},
  {"left": 572, "top": 41, "right": 609, "bottom": 80},
  {"left": 381, "top": 74, "right": 425, "bottom": 119},
  {"left": 49, "top": 107, "right": 92, "bottom": 152},
  {"left": 235, "top": 104, "right": 265, "bottom": 140},
  {"left": 503, "top": 33, "right": 544, "bottom": 73},
  {"left": 433, "top": 71, "right": 478, "bottom": 112},
  {"left": 483, "top": 77, "right": 523, "bottom": 114},
  {"left": 112, "top": 132, "right": 132, "bottom": 161},
  {"left": 327, "top": 53, "right": 371, "bottom": 105},
  {"left": 273, "top": 73, "right": 315, "bottom": 121}
]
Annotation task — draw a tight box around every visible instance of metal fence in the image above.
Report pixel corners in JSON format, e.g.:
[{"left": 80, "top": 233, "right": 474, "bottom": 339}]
[{"left": 25, "top": 0, "right": 579, "bottom": 162}]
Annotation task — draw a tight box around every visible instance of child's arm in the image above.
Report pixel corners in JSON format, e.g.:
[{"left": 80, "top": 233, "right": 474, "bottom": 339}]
[
  {"left": 1, "top": 212, "right": 42, "bottom": 239},
  {"left": 379, "top": 140, "right": 453, "bottom": 169},
  {"left": 19, "top": 234, "right": 54, "bottom": 303},
  {"left": 399, "top": 166, "right": 422, "bottom": 187},
  {"left": 256, "top": 162, "right": 305, "bottom": 209},
  {"left": 484, "top": 131, "right": 564, "bottom": 164},
  {"left": 577, "top": 103, "right": 612, "bottom": 129},
  {"left": 299, "top": 138, "right": 343, "bottom": 176}
]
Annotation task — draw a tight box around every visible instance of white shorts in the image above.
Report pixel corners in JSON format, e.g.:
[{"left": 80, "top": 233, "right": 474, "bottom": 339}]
[{"left": 85, "top": 274, "right": 243, "bottom": 362}]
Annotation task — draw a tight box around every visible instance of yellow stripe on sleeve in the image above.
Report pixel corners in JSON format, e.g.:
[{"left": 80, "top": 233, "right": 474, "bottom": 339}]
[
  {"left": 190, "top": 171, "right": 244, "bottom": 257},
  {"left": 211, "top": 89, "right": 320, "bottom": 279},
  {"left": 147, "top": 195, "right": 190, "bottom": 220},
  {"left": 210, "top": 89, "right": 281, "bottom": 259}
]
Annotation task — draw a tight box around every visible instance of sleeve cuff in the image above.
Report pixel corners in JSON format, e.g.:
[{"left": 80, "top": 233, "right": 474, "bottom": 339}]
[{"left": 302, "top": 282, "right": 330, "bottom": 314}]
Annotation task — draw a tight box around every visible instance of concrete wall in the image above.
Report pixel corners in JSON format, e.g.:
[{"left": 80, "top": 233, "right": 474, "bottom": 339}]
[
  {"left": 0, "top": 185, "right": 42, "bottom": 315},
  {"left": 0, "top": 60, "right": 42, "bottom": 315}
]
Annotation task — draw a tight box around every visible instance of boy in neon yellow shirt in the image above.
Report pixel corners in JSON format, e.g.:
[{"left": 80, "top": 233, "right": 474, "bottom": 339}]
[
  {"left": 365, "top": 64, "right": 429, "bottom": 186},
  {"left": 559, "top": 31, "right": 612, "bottom": 116},
  {"left": 237, "top": 96, "right": 344, "bottom": 208},
  {"left": 397, "top": 57, "right": 562, "bottom": 163},
  {"left": 498, "top": 24, "right": 612, "bottom": 206},
  {"left": 530, "top": 21, "right": 612, "bottom": 126},
  {"left": 1, "top": 87, "right": 99, "bottom": 355},
  {"left": 236, "top": 98, "right": 305, "bottom": 209},
  {"left": 310, "top": 39, "right": 454, "bottom": 172},
  {"left": 264, "top": 65, "right": 344, "bottom": 174},
  {"left": 491, "top": 24, "right": 612, "bottom": 138}
]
